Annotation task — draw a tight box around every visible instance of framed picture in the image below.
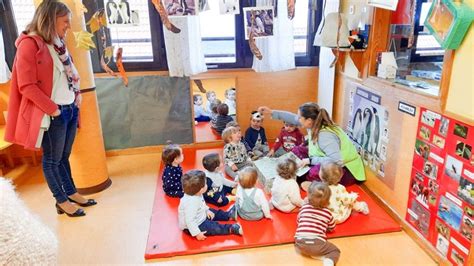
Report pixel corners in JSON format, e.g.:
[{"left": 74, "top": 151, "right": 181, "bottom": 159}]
[{"left": 243, "top": 7, "right": 274, "bottom": 40}]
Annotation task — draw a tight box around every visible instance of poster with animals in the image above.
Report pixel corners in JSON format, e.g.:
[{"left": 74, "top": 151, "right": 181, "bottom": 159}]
[
  {"left": 406, "top": 107, "right": 474, "bottom": 266},
  {"left": 347, "top": 87, "right": 389, "bottom": 179},
  {"left": 105, "top": 0, "right": 140, "bottom": 26}
]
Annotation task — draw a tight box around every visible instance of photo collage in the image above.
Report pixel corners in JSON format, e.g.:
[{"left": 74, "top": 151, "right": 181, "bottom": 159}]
[{"left": 405, "top": 108, "right": 474, "bottom": 266}]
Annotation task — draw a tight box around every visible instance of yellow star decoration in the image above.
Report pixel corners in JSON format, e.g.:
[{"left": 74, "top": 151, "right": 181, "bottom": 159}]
[
  {"left": 74, "top": 0, "right": 88, "bottom": 15},
  {"left": 103, "top": 46, "right": 114, "bottom": 63},
  {"left": 73, "top": 31, "right": 96, "bottom": 50},
  {"left": 87, "top": 10, "right": 108, "bottom": 34}
]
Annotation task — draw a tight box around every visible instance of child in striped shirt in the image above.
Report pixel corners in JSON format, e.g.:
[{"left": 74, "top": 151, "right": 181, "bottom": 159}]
[{"left": 294, "top": 182, "right": 340, "bottom": 266}]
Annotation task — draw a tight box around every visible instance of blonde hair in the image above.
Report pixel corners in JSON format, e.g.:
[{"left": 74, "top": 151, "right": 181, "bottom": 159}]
[
  {"left": 25, "top": 0, "right": 71, "bottom": 44},
  {"left": 238, "top": 167, "right": 258, "bottom": 189},
  {"left": 277, "top": 158, "right": 297, "bottom": 180},
  {"left": 319, "top": 162, "right": 343, "bottom": 186},
  {"left": 307, "top": 182, "right": 331, "bottom": 208},
  {"left": 222, "top": 126, "right": 239, "bottom": 143}
]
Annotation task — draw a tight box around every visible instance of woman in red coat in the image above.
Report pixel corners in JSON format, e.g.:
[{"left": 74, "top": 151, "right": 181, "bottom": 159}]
[{"left": 5, "top": 0, "right": 96, "bottom": 217}]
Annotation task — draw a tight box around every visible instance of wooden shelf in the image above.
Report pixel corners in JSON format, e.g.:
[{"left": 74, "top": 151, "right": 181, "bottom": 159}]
[{"left": 331, "top": 48, "right": 367, "bottom": 73}]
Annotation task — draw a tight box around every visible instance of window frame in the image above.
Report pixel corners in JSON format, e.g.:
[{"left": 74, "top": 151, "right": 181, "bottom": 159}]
[
  {"left": 2, "top": 0, "right": 321, "bottom": 72},
  {"left": 85, "top": 0, "right": 168, "bottom": 73},
  {"left": 410, "top": 0, "right": 444, "bottom": 63},
  {"left": 1, "top": 0, "right": 18, "bottom": 70}
]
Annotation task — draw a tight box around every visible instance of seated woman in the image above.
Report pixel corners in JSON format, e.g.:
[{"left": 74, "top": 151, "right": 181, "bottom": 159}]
[{"left": 258, "top": 103, "right": 366, "bottom": 186}]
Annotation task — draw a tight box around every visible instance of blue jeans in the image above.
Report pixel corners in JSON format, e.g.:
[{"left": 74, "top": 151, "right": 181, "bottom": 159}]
[
  {"left": 41, "top": 103, "right": 79, "bottom": 203},
  {"left": 184, "top": 208, "right": 233, "bottom": 236}
]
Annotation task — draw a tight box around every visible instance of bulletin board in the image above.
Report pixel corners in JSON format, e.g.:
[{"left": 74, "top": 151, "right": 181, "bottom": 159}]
[
  {"left": 406, "top": 107, "right": 474, "bottom": 266},
  {"left": 347, "top": 87, "right": 390, "bottom": 182}
]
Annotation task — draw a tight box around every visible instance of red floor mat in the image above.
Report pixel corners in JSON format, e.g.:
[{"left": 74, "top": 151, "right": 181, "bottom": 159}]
[
  {"left": 145, "top": 147, "right": 401, "bottom": 259},
  {"left": 195, "top": 121, "right": 221, "bottom": 143}
]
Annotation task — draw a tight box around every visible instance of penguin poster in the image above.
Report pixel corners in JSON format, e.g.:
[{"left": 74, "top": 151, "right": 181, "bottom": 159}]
[
  {"left": 348, "top": 87, "right": 389, "bottom": 178},
  {"left": 105, "top": 0, "right": 139, "bottom": 26}
]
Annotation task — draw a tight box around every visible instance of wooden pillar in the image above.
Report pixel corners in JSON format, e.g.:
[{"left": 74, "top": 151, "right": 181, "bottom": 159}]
[{"left": 35, "top": 0, "right": 111, "bottom": 193}]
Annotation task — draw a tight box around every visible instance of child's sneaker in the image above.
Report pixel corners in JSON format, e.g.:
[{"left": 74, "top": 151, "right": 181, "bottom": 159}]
[
  {"left": 322, "top": 258, "right": 334, "bottom": 266},
  {"left": 228, "top": 205, "right": 238, "bottom": 221},
  {"left": 230, "top": 223, "right": 243, "bottom": 236}
]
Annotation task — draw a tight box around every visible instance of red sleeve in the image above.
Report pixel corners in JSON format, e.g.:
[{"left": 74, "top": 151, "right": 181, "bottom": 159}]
[
  {"left": 16, "top": 39, "right": 58, "bottom": 115},
  {"left": 272, "top": 129, "right": 284, "bottom": 151}
]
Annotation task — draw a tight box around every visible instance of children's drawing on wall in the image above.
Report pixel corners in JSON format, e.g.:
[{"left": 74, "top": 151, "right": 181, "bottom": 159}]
[
  {"left": 453, "top": 123, "right": 468, "bottom": 139},
  {"left": 419, "top": 126, "right": 431, "bottom": 141},
  {"left": 163, "top": 0, "right": 197, "bottom": 16},
  {"left": 219, "top": 0, "right": 239, "bottom": 15},
  {"left": 435, "top": 234, "right": 449, "bottom": 257},
  {"left": 420, "top": 109, "right": 439, "bottom": 128},
  {"left": 243, "top": 7, "right": 274, "bottom": 39},
  {"left": 433, "top": 135, "right": 445, "bottom": 149},
  {"left": 428, "top": 179, "right": 439, "bottom": 205},
  {"left": 423, "top": 161, "right": 438, "bottom": 180},
  {"left": 445, "top": 155, "right": 463, "bottom": 181},
  {"left": 460, "top": 214, "right": 473, "bottom": 241},
  {"left": 455, "top": 141, "right": 472, "bottom": 161},
  {"left": 348, "top": 87, "right": 388, "bottom": 179},
  {"left": 415, "top": 139, "right": 430, "bottom": 161},
  {"left": 457, "top": 177, "right": 474, "bottom": 205},
  {"left": 191, "top": 78, "right": 236, "bottom": 143},
  {"left": 105, "top": 0, "right": 139, "bottom": 25},
  {"left": 408, "top": 198, "right": 431, "bottom": 237},
  {"left": 437, "top": 195, "right": 463, "bottom": 231},
  {"left": 450, "top": 248, "right": 466, "bottom": 266},
  {"left": 439, "top": 117, "right": 449, "bottom": 137}
]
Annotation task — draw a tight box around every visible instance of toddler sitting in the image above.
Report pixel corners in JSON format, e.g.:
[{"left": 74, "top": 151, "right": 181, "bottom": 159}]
[
  {"left": 202, "top": 153, "right": 236, "bottom": 206},
  {"left": 268, "top": 121, "right": 305, "bottom": 157},
  {"left": 244, "top": 111, "right": 269, "bottom": 159},
  {"left": 234, "top": 167, "right": 272, "bottom": 220},
  {"left": 222, "top": 126, "right": 253, "bottom": 180},
  {"left": 320, "top": 162, "right": 369, "bottom": 224},
  {"left": 178, "top": 170, "right": 243, "bottom": 240},
  {"left": 193, "top": 94, "right": 211, "bottom": 122},
  {"left": 161, "top": 143, "right": 184, "bottom": 198},
  {"left": 271, "top": 158, "right": 304, "bottom": 213}
]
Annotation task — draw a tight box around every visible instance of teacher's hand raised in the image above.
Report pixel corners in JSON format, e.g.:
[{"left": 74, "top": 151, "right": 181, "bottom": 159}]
[{"left": 257, "top": 106, "right": 273, "bottom": 116}]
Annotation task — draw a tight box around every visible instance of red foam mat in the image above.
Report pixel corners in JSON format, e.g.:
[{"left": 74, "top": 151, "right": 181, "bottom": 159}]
[
  {"left": 195, "top": 121, "right": 221, "bottom": 143},
  {"left": 145, "top": 147, "right": 401, "bottom": 259}
]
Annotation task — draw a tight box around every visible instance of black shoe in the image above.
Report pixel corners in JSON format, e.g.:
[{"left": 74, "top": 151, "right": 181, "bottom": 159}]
[
  {"left": 55, "top": 203, "right": 86, "bottom": 217},
  {"left": 68, "top": 197, "right": 97, "bottom": 207}
]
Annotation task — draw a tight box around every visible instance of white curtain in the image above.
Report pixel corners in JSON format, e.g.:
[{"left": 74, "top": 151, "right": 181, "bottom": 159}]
[
  {"left": 0, "top": 28, "right": 11, "bottom": 83},
  {"left": 163, "top": 16, "right": 207, "bottom": 77},
  {"left": 252, "top": 0, "right": 296, "bottom": 72}
]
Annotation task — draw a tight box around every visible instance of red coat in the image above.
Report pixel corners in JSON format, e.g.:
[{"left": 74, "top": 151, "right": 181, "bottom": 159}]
[{"left": 5, "top": 34, "right": 58, "bottom": 150}]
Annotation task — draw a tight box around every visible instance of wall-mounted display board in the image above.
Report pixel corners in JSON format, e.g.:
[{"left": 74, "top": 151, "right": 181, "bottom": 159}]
[
  {"left": 406, "top": 107, "right": 474, "bottom": 266},
  {"left": 347, "top": 87, "right": 390, "bottom": 180}
]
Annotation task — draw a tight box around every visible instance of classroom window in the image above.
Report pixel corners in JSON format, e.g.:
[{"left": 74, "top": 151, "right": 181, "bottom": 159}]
[
  {"left": 106, "top": 0, "right": 154, "bottom": 62},
  {"left": 199, "top": 0, "right": 237, "bottom": 65},
  {"left": 10, "top": 0, "right": 35, "bottom": 34},
  {"left": 387, "top": 0, "right": 444, "bottom": 96}
]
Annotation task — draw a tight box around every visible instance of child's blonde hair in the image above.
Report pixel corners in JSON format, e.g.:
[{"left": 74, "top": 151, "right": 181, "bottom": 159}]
[
  {"left": 238, "top": 167, "right": 258, "bottom": 189},
  {"left": 162, "top": 143, "right": 181, "bottom": 165},
  {"left": 182, "top": 170, "right": 206, "bottom": 195},
  {"left": 205, "top": 91, "right": 216, "bottom": 99},
  {"left": 277, "top": 158, "right": 297, "bottom": 180},
  {"left": 319, "top": 162, "right": 343, "bottom": 186},
  {"left": 222, "top": 126, "right": 239, "bottom": 143},
  {"left": 307, "top": 182, "right": 331, "bottom": 208}
]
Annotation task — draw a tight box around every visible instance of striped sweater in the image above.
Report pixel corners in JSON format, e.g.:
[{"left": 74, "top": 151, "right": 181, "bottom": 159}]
[{"left": 294, "top": 204, "right": 335, "bottom": 241}]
